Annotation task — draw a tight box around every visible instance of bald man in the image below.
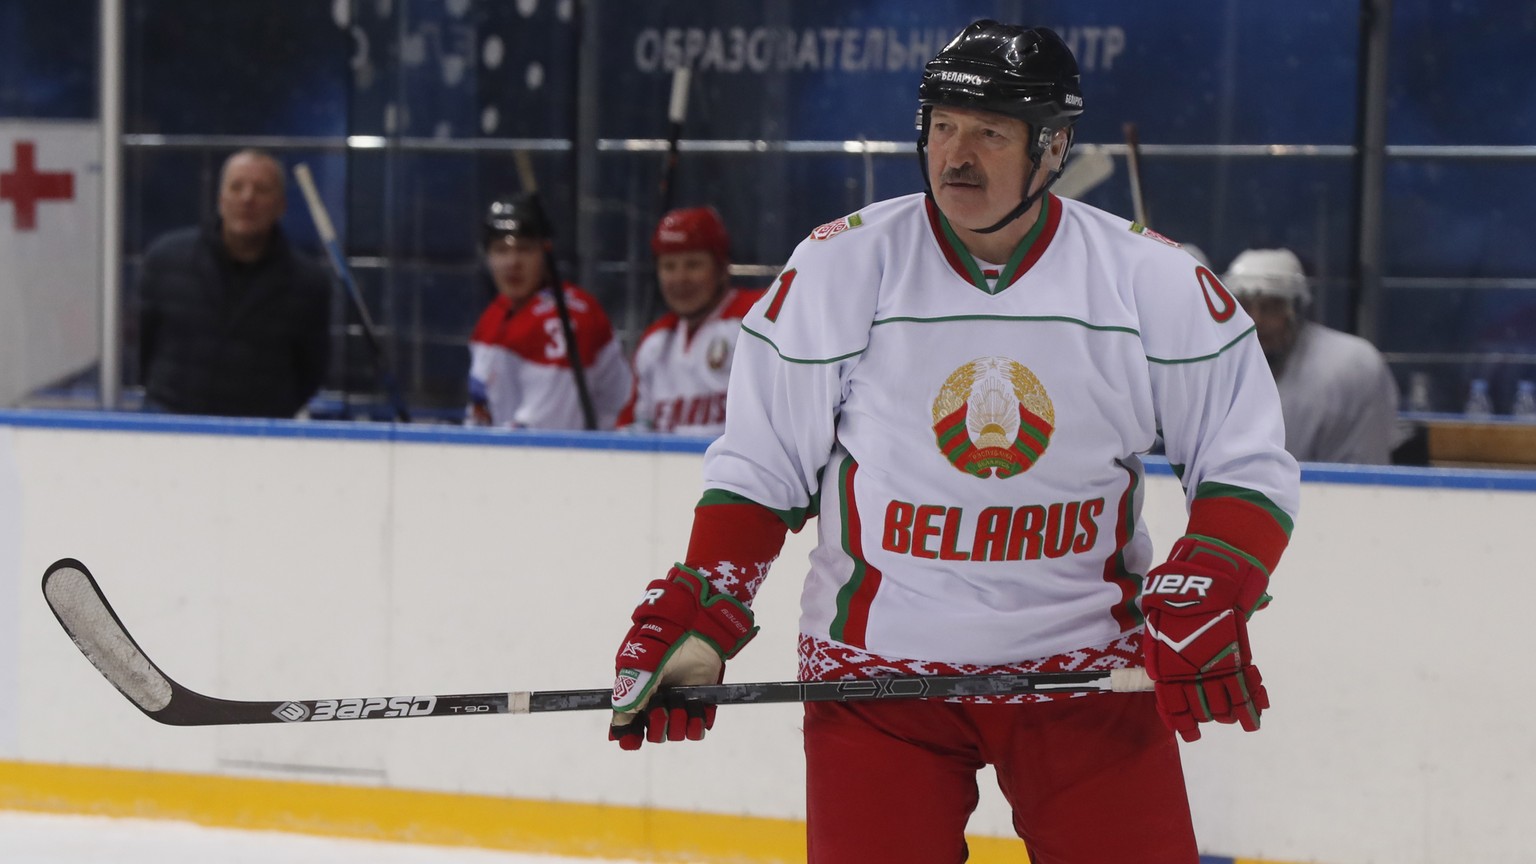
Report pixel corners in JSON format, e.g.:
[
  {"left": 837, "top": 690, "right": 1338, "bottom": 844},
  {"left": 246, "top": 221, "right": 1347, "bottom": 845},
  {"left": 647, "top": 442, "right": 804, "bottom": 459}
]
[{"left": 138, "top": 149, "right": 331, "bottom": 418}]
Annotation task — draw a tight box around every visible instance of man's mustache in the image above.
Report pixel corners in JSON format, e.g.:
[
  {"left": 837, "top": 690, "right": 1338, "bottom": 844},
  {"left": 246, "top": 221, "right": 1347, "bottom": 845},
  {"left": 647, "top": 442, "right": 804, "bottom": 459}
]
[{"left": 941, "top": 166, "right": 984, "bottom": 186}]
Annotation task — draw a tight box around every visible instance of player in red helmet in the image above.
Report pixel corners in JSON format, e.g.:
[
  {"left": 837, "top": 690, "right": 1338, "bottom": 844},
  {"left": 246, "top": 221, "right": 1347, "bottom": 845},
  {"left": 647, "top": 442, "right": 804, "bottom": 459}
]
[{"left": 616, "top": 207, "right": 763, "bottom": 436}]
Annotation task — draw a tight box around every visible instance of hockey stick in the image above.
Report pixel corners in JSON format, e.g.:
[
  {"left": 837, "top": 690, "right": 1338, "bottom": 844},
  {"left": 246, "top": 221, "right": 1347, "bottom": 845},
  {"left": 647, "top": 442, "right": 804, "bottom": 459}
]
[
  {"left": 292, "top": 164, "right": 412, "bottom": 422},
  {"left": 1122, "top": 122, "right": 1150, "bottom": 227},
  {"left": 640, "top": 64, "right": 693, "bottom": 328},
  {"left": 512, "top": 151, "right": 597, "bottom": 430},
  {"left": 1051, "top": 143, "right": 1115, "bottom": 199},
  {"left": 658, "top": 64, "right": 691, "bottom": 217},
  {"left": 42, "top": 557, "right": 1152, "bottom": 727}
]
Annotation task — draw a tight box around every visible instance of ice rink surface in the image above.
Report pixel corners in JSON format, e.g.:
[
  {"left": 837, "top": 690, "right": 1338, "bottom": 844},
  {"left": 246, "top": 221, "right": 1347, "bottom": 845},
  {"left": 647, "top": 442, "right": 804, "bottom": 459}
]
[{"left": 0, "top": 811, "right": 667, "bottom": 864}]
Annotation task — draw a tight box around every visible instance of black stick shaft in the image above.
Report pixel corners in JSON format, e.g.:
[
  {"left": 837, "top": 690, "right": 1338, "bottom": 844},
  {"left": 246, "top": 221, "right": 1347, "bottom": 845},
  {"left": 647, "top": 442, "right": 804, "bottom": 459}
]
[
  {"left": 538, "top": 236, "right": 598, "bottom": 430},
  {"left": 42, "top": 557, "right": 1150, "bottom": 729},
  {"left": 659, "top": 66, "right": 690, "bottom": 215},
  {"left": 509, "top": 168, "right": 597, "bottom": 431},
  {"left": 146, "top": 671, "right": 1149, "bottom": 727}
]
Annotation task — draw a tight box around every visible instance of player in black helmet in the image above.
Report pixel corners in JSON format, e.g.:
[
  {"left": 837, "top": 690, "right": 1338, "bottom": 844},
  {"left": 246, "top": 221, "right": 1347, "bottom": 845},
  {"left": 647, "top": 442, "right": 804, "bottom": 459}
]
[
  {"left": 482, "top": 194, "right": 552, "bottom": 244},
  {"left": 608, "top": 19, "right": 1296, "bottom": 863},
  {"left": 465, "top": 194, "right": 632, "bottom": 429},
  {"left": 918, "top": 21, "right": 1083, "bottom": 235}
]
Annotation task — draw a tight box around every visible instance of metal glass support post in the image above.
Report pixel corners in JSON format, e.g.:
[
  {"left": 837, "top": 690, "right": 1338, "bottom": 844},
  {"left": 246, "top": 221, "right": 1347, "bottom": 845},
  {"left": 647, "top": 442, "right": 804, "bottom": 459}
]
[
  {"left": 1352, "top": 0, "right": 1392, "bottom": 342},
  {"left": 98, "top": 0, "right": 124, "bottom": 409}
]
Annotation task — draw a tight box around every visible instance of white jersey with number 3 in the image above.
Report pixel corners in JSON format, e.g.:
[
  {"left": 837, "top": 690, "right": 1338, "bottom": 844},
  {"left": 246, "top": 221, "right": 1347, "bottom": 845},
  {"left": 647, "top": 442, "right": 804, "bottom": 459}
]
[{"left": 703, "top": 192, "right": 1300, "bottom": 666}]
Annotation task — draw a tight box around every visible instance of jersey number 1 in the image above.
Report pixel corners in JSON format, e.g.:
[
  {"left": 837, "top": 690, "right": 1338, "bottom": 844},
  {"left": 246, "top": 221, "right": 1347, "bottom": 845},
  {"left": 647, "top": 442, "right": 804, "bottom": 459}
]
[{"left": 764, "top": 268, "right": 797, "bottom": 322}]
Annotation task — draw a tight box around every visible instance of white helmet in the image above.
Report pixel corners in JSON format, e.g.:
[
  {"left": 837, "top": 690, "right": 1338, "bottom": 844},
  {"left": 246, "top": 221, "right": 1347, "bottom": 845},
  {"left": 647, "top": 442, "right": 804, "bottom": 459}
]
[{"left": 1223, "top": 248, "right": 1310, "bottom": 304}]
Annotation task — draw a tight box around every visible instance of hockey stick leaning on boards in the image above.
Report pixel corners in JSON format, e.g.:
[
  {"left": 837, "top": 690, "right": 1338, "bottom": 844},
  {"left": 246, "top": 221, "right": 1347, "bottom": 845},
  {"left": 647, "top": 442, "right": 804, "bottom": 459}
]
[
  {"left": 42, "top": 557, "right": 1153, "bottom": 728},
  {"left": 292, "top": 163, "right": 412, "bottom": 423},
  {"left": 510, "top": 150, "right": 598, "bottom": 430}
]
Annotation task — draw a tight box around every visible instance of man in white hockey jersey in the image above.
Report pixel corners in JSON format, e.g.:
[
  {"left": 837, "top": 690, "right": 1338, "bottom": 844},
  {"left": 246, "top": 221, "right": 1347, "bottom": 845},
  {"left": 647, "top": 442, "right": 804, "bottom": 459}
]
[
  {"left": 1226, "top": 246, "right": 1400, "bottom": 464},
  {"left": 466, "top": 195, "right": 631, "bottom": 430},
  {"left": 608, "top": 20, "right": 1300, "bottom": 863},
  {"left": 617, "top": 207, "right": 763, "bottom": 436}
]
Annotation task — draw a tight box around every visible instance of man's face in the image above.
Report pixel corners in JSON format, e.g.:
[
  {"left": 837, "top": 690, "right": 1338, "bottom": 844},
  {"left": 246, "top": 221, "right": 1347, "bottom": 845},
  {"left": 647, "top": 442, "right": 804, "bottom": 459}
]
[
  {"left": 657, "top": 250, "right": 726, "bottom": 322},
  {"left": 925, "top": 106, "right": 1036, "bottom": 233},
  {"left": 486, "top": 235, "right": 548, "bottom": 301},
  {"left": 218, "top": 154, "right": 286, "bottom": 242},
  {"left": 1238, "top": 294, "right": 1300, "bottom": 363}
]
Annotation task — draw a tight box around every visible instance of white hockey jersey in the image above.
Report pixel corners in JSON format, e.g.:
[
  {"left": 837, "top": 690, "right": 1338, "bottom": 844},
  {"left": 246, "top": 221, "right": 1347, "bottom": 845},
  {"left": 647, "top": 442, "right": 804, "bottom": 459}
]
[
  {"left": 467, "top": 284, "right": 632, "bottom": 430},
  {"left": 618, "top": 288, "right": 763, "bottom": 436},
  {"left": 702, "top": 193, "right": 1300, "bottom": 666}
]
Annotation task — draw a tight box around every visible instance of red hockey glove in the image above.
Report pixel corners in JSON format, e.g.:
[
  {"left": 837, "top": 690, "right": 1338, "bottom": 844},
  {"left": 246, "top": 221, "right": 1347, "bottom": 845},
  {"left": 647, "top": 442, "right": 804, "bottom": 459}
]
[
  {"left": 610, "top": 566, "right": 757, "bottom": 750},
  {"left": 1141, "top": 537, "right": 1272, "bottom": 742}
]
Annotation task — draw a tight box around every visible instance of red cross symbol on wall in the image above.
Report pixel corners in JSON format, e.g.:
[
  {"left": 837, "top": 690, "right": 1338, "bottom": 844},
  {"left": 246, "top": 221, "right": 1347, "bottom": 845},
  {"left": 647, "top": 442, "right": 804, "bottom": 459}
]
[{"left": 1, "top": 141, "right": 75, "bottom": 231}]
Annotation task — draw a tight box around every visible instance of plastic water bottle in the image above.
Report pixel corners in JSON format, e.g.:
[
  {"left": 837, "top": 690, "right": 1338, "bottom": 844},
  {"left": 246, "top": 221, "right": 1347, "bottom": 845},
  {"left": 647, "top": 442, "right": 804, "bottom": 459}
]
[
  {"left": 1513, "top": 380, "right": 1536, "bottom": 419},
  {"left": 1464, "top": 378, "right": 1494, "bottom": 419},
  {"left": 1404, "top": 372, "right": 1433, "bottom": 413}
]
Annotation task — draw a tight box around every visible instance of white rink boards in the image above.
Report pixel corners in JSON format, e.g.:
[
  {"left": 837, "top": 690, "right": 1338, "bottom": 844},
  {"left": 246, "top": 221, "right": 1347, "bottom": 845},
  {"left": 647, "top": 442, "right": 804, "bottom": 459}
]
[{"left": 3, "top": 410, "right": 1536, "bottom": 864}]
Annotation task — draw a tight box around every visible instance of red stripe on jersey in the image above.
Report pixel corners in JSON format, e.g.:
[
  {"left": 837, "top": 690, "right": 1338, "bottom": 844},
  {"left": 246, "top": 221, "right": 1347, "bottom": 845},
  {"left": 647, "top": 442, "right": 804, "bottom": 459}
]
[
  {"left": 996, "top": 193, "right": 1063, "bottom": 289},
  {"left": 1102, "top": 463, "right": 1143, "bottom": 632},
  {"left": 635, "top": 310, "right": 681, "bottom": 347},
  {"left": 923, "top": 197, "right": 974, "bottom": 283},
  {"left": 614, "top": 371, "right": 641, "bottom": 428},
  {"left": 830, "top": 458, "right": 882, "bottom": 648},
  {"left": 922, "top": 194, "right": 1063, "bottom": 290}
]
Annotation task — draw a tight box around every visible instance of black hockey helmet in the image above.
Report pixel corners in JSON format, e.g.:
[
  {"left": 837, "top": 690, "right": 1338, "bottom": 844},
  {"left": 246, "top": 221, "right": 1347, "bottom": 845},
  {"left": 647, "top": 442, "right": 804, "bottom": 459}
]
[
  {"left": 918, "top": 22, "right": 1083, "bottom": 134},
  {"left": 917, "top": 21, "right": 1084, "bottom": 233},
  {"left": 483, "top": 194, "right": 552, "bottom": 246}
]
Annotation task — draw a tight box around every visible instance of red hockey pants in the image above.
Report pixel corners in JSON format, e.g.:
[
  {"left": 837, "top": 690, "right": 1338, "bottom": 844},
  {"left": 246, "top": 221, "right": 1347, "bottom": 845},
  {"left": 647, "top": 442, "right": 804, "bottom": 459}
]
[{"left": 803, "top": 692, "right": 1198, "bottom": 863}]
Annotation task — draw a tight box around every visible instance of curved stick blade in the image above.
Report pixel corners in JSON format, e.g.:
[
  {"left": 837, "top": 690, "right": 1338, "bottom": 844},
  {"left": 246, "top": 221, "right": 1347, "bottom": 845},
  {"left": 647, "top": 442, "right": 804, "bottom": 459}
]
[{"left": 42, "top": 558, "right": 174, "bottom": 714}]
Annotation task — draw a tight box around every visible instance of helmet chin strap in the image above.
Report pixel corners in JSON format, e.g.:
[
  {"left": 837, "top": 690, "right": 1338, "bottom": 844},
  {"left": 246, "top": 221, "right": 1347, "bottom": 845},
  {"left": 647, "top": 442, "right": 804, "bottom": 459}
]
[
  {"left": 972, "top": 162, "right": 1051, "bottom": 235},
  {"left": 975, "top": 126, "right": 1072, "bottom": 234},
  {"left": 921, "top": 123, "right": 1069, "bottom": 237}
]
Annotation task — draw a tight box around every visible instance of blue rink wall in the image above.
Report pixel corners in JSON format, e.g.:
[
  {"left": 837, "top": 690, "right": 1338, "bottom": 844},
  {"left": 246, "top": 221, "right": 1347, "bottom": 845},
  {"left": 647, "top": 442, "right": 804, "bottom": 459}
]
[{"left": 2, "top": 409, "right": 1535, "bottom": 864}]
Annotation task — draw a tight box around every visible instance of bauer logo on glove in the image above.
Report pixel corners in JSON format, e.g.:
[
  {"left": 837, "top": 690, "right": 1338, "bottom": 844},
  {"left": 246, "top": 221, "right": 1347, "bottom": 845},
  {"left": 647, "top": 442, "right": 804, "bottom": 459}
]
[
  {"left": 1140, "top": 537, "right": 1271, "bottom": 742},
  {"left": 1145, "top": 573, "right": 1216, "bottom": 606}
]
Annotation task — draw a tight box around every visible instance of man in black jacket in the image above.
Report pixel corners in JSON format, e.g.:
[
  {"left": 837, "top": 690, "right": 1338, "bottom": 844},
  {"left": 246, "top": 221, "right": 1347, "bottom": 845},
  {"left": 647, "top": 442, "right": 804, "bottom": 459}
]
[{"left": 138, "top": 149, "right": 331, "bottom": 418}]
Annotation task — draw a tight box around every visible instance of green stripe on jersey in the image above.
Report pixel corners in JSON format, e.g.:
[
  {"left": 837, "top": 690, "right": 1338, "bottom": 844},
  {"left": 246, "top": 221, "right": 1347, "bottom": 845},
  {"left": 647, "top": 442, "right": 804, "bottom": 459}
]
[
  {"left": 739, "top": 325, "right": 865, "bottom": 365},
  {"left": 932, "top": 196, "right": 1052, "bottom": 293},
  {"left": 1145, "top": 326, "right": 1256, "bottom": 364},
  {"left": 698, "top": 488, "right": 815, "bottom": 531},
  {"left": 1193, "top": 481, "right": 1295, "bottom": 537},
  {"left": 871, "top": 314, "right": 1139, "bottom": 335}
]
